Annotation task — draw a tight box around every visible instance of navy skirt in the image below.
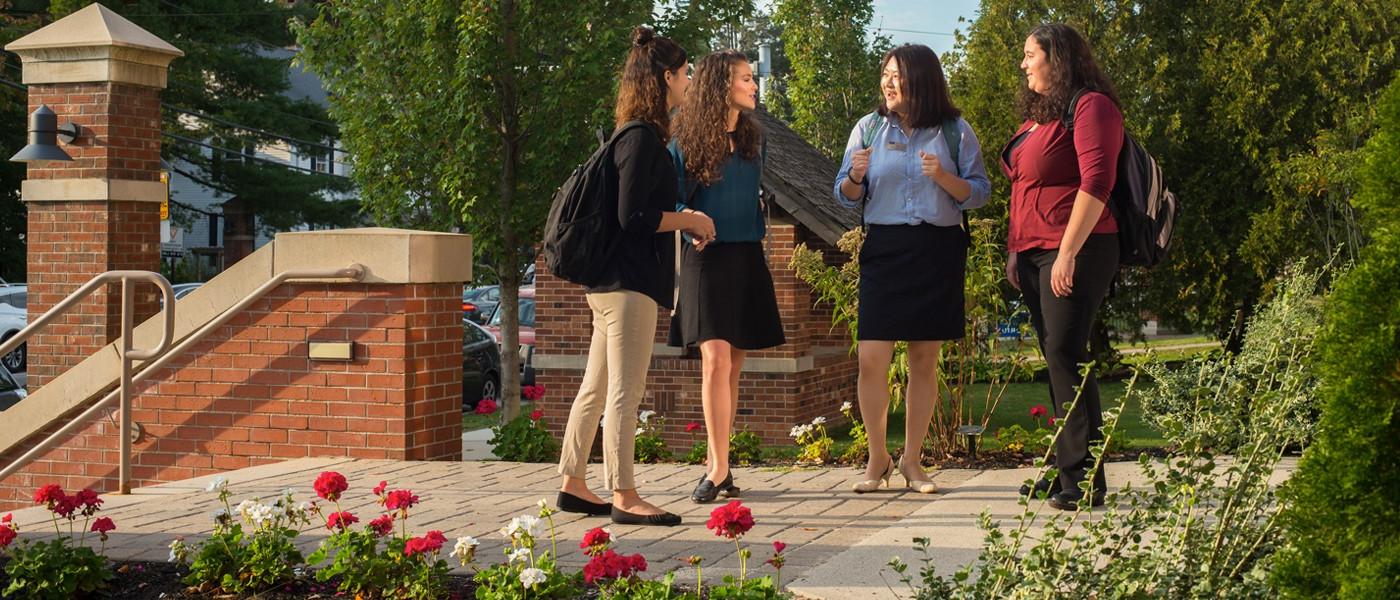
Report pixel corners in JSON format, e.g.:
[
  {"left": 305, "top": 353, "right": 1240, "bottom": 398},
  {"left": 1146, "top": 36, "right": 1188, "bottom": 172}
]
[
  {"left": 669, "top": 241, "right": 785, "bottom": 350},
  {"left": 858, "top": 224, "right": 967, "bottom": 341}
]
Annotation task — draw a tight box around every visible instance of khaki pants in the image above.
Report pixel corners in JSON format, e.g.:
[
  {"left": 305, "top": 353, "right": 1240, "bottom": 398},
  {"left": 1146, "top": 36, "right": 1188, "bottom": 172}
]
[{"left": 557, "top": 290, "right": 657, "bottom": 490}]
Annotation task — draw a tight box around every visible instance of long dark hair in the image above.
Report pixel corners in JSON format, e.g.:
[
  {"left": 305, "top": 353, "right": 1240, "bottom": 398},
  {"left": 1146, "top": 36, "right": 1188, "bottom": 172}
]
[
  {"left": 615, "top": 26, "right": 687, "bottom": 141},
  {"left": 673, "top": 50, "right": 762, "bottom": 186},
  {"left": 877, "top": 44, "right": 960, "bottom": 130},
  {"left": 1019, "top": 23, "right": 1120, "bottom": 124}
]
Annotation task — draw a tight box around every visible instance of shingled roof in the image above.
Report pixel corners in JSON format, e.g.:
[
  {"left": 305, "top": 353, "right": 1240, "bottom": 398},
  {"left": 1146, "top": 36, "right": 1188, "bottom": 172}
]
[{"left": 754, "top": 109, "right": 859, "bottom": 246}]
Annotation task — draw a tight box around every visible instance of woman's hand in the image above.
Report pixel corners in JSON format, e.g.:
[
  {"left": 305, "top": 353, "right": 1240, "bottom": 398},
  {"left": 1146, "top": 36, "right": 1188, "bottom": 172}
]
[
  {"left": 850, "top": 147, "right": 873, "bottom": 182},
  {"left": 1006, "top": 252, "right": 1020, "bottom": 291},
  {"left": 684, "top": 211, "right": 716, "bottom": 243},
  {"left": 1051, "top": 253, "right": 1075, "bottom": 297},
  {"left": 919, "top": 150, "right": 944, "bottom": 182}
]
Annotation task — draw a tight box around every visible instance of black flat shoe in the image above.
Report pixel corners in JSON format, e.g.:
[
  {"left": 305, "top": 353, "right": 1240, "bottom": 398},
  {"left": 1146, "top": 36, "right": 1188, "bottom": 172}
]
[
  {"left": 692, "top": 473, "right": 734, "bottom": 504},
  {"left": 611, "top": 506, "right": 682, "bottom": 526},
  {"left": 1047, "top": 489, "right": 1105, "bottom": 511},
  {"left": 557, "top": 491, "right": 611, "bottom": 516},
  {"left": 695, "top": 473, "right": 741, "bottom": 499},
  {"left": 1018, "top": 478, "right": 1061, "bottom": 499}
]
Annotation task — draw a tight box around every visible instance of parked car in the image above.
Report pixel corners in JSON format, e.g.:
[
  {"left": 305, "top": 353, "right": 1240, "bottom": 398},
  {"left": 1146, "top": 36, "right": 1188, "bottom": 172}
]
[
  {"left": 0, "top": 283, "right": 26, "bottom": 373},
  {"left": 0, "top": 362, "right": 26, "bottom": 411},
  {"left": 462, "top": 285, "right": 501, "bottom": 325},
  {"left": 172, "top": 282, "right": 203, "bottom": 300},
  {"left": 485, "top": 286, "right": 535, "bottom": 386},
  {"left": 462, "top": 318, "right": 502, "bottom": 410}
]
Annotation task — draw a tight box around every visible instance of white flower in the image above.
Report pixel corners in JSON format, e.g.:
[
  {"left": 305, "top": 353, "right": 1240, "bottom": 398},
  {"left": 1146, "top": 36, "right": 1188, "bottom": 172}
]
[
  {"left": 205, "top": 476, "right": 227, "bottom": 493},
  {"left": 841, "top": 401, "right": 853, "bottom": 413},
  {"left": 811, "top": 416, "right": 827, "bottom": 426},
  {"left": 537, "top": 498, "right": 548, "bottom": 510},
  {"left": 635, "top": 427, "right": 646, "bottom": 436},
  {"left": 638, "top": 410, "right": 656, "bottom": 424},
  {"left": 520, "top": 567, "right": 548, "bottom": 588},
  {"left": 508, "top": 547, "right": 532, "bottom": 565},
  {"left": 790, "top": 424, "right": 813, "bottom": 439},
  {"left": 501, "top": 514, "right": 543, "bottom": 540},
  {"left": 167, "top": 538, "right": 187, "bottom": 563},
  {"left": 452, "top": 536, "right": 479, "bottom": 564}
]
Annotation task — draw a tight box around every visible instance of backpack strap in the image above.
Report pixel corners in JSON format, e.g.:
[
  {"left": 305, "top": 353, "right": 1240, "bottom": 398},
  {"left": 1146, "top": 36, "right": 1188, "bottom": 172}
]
[
  {"left": 941, "top": 118, "right": 972, "bottom": 238},
  {"left": 1061, "top": 89, "right": 1090, "bottom": 133},
  {"left": 856, "top": 112, "right": 884, "bottom": 231}
]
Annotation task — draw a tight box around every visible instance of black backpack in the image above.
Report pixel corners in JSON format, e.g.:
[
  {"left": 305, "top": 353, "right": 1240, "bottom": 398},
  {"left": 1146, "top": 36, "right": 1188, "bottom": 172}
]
[
  {"left": 1064, "top": 90, "right": 1179, "bottom": 268},
  {"left": 543, "top": 121, "right": 652, "bottom": 286}
]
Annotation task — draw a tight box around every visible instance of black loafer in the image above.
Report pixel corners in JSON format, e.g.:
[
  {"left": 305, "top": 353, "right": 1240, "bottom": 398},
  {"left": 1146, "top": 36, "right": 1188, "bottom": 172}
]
[
  {"left": 557, "top": 491, "right": 611, "bottom": 516},
  {"left": 692, "top": 473, "right": 734, "bottom": 504},
  {"left": 611, "top": 506, "right": 682, "bottom": 526},
  {"left": 1047, "top": 490, "right": 1105, "bottom": 511},
  {"left": 1018, "top": 478, "right": 1060, "bottom": 499}
]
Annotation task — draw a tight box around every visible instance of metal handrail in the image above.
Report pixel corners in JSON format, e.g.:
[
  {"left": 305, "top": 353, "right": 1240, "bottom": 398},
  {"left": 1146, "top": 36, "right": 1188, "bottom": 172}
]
[{"left": 0, "top": 264, "right": 365, "bottom": 492}]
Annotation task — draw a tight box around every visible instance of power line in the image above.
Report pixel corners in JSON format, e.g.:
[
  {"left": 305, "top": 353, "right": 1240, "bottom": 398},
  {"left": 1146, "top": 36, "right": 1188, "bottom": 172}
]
[
  {"left": 162, "top": 132, "right": 350, "bottom": 178},
  {"left": 876, "top": 27, "right": 957, "bottom": 37}
]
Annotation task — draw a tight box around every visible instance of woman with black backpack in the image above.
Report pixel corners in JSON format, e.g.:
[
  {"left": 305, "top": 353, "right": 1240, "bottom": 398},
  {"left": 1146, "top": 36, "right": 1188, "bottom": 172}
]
[
  {"left": 1001, "top": 23, "right": 1123, "bottom": 511},
  {"left": 554, "top": 26, "right": 715, "bottom": 527}
]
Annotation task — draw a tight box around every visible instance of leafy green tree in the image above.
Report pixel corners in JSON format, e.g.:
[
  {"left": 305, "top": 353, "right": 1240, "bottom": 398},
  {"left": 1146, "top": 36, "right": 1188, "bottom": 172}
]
[
  {"left": 772, "top": 0, "right": 888, "bottom": 159},
  {"left": 1273, "top": 74, "right": 1400, "bottom": 600},
  {"left": 296, "top": 0, "right": 649, "bottom": 417},
  {"left": 0, "top": 1, "right": 41, "bottom": 283}
]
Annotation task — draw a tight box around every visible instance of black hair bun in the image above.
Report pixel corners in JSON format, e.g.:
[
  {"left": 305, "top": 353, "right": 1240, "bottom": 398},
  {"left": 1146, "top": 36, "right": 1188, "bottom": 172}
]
[{"left": 632, "top": 26, "right": 655, "bottom": 47}]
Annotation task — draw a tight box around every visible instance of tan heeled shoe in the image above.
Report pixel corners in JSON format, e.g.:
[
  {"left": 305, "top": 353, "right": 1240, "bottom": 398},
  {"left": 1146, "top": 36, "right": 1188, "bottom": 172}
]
[
  {"left": 898, "top": 457, "right": 938, "bottom": 494},
  {"left": 853, "top": 457, "right": 894, "bottom": 493}
]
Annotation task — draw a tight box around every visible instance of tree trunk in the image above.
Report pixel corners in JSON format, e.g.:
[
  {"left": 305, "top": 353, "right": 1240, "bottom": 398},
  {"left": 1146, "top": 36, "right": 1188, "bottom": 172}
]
[{"left": 496, "top": 0, "right": 523, "bottom": 420}]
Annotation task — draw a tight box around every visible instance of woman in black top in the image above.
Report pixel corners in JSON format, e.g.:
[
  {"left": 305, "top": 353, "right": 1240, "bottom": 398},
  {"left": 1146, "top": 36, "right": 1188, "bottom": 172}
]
[{"left": 554, "top": 26, "right": 715, "bottom": 527}]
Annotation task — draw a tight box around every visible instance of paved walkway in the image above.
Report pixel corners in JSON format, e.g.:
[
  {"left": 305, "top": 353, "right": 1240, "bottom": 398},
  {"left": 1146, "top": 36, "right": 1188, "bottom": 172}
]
[{"left": 4, "top": 457, "right": 1295, "bottom": 599}]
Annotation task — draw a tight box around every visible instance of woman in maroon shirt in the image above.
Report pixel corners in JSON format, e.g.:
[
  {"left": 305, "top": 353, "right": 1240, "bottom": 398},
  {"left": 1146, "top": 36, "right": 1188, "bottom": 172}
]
[{"left": 1000, "top": 23, "right": 1123, "bottom": 511}]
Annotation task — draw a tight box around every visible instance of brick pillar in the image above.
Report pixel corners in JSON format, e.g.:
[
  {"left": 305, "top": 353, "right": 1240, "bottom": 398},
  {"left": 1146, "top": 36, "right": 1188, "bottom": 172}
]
[{"left": 6, "top": 4, "right": 183, "bottom": 389}]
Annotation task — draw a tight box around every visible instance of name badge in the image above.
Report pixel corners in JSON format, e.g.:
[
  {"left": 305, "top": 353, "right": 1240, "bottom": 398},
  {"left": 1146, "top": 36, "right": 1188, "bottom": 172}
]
[{"left": 885, "top": 141, "right": 907, "bottom": 152}]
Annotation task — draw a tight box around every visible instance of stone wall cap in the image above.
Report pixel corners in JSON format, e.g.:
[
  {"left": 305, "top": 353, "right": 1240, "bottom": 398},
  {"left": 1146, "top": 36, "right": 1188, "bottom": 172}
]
[
  {"left": 5, "top": 3, "right": 183, "bottom": 57},
  {"left": 273, "top": 227, "right": 473, "bottom": 284}
]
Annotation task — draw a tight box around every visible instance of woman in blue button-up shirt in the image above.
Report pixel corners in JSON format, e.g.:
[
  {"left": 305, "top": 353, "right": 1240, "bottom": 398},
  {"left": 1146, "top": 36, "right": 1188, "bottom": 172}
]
[{"left": 833, "top": 44, "right": 991, "bottom": 495}]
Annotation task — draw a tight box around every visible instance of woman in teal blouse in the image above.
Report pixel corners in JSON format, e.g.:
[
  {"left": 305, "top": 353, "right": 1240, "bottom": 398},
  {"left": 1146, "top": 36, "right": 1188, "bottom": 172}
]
[{"left": 669, "top": 50, "right": 785, "bottom": 504}]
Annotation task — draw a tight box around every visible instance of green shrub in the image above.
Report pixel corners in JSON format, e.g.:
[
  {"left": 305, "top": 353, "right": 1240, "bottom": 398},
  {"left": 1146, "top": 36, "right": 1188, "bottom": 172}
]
[
  {"left": 490, "top": 413, "right": 561, "bottom": 463},
  {"left": 2, "top": 540, "right": 110, "bottom": 600},
  {"left": 729, "top": 431, "right": 764, "bottom": 465},
  {"left": 1273, "top": 75, "right": 1400, "bottom": 599},
  {"left": 633, "top": 411, "right": 672, "bottom": 464},
  {"left": 1139, "top": 263, "right": 1326, "bottom": 451}
]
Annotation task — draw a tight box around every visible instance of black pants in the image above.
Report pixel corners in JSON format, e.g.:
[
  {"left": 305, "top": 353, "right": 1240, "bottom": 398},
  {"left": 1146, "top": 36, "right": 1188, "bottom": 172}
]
[{"left": 1017, "top": 233, "right": 1118, "bottom": 494}]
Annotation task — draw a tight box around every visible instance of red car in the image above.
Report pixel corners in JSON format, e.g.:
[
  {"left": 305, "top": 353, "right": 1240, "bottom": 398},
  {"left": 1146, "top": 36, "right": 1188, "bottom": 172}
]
[{"left": 485, "top": 286, "right": 535, "bottom": 385}]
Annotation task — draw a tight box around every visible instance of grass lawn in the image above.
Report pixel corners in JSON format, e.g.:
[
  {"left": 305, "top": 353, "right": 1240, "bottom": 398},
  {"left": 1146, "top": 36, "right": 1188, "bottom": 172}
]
[
  {"left": 818, "top": 379, "right": 1166, "bottom": 459},
  {"left": 462, "top": 412, "right": 500, "bottom": 432}
]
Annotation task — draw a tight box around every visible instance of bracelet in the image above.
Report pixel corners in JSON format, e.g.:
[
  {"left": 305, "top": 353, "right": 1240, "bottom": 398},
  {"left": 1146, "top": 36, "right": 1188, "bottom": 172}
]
[{"left": 846, "top": 171, "right": 864, "bottom": 186}]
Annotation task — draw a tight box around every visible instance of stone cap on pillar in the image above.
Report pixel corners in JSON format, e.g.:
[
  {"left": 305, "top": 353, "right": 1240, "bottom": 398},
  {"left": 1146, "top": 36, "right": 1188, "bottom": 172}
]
[
  {"left": 273, "top": 228, "right": 474, "bottom": 284},
  {"left": 5, "top": 3, "right": 184, "bottom": 88}
]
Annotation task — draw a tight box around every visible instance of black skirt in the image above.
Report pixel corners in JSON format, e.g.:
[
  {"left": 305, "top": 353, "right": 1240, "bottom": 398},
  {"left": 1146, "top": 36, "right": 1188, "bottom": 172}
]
[
  {"left": 669, "top": 241, "right": 786, "bottom": 350},
  {"left": 859, "top": 224, "right": 967, "bottom": 341}
]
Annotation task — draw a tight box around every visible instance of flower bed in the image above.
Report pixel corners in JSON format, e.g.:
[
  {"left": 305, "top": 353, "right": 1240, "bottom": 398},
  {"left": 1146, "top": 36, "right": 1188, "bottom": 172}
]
[{"left": 1, "top": 472, "right": 794, "bottom": 600}]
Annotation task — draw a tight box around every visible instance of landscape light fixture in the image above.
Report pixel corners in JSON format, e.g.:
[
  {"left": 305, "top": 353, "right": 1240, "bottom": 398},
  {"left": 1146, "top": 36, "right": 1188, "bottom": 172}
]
[{"left": 10, "top": 105, "right": 79, "bottom": 163}]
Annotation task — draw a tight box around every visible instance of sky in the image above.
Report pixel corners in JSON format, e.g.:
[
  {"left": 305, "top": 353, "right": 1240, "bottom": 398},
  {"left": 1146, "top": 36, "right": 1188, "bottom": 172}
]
[{"left": 871, "top": 0, "right": 982, "bottom": 56}]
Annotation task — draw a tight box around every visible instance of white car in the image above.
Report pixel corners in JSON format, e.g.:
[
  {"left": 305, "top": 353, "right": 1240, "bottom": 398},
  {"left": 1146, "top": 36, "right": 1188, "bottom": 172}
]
[{"left": 0, "top": 284, "right": 25, "bottom": 373}]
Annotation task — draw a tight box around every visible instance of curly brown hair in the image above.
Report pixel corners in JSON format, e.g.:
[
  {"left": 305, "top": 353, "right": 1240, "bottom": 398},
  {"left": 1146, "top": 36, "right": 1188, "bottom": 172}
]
[
  {"left": 615, "top": 26, "right": 687, "bottom": 141},
  {"left": 673, "top": 50, "right": 762, "bottom": 186},
  {"left": 1018, "top": 23, "right": 1121, "bottom": 124}
]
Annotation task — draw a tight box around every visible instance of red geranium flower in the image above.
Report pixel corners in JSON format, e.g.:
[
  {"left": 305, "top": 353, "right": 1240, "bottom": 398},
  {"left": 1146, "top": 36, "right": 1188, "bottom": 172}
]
[
  {"left": 52, "top": 495, "right": 80, "bottom": 519},
  {"left": 475, "top": 398, "right": 499, "bottom": 415},
  {"left": 0, "top": 522, "right": 15, "bottom": 549},
  {"left": 1030, "top": 404, "right": 1048, "bottom": 418},
  {"left": 368, "top": 514, "right": 395, "bottom": 537},
  {"left": 373, "top": 480, "right": 388, "bottom": 497},
  {"left": 90, "top": 517, "right": 116, "bottom": 534},
  {"left": 325, "top": 511, "right": 359, "bottom": 531},
  {"left": 685, "top": 422, "right": 702, "bottom": 433},
  {"left": 583, "top": 549, "right": 648, "bottom": 584},
  {"left": 529, "top": 409, "right": 544, "bottom": 421},
  {"left": 1049, "top": 416, "right": 1058, "bottom": 426},
  {"left": 404, "top": 530, "right": 447, "bottom": 557},
  {"left": 773, "top": 540, "right": 787, "bottom": 554},
  {"left": 705, "top": 500, "right": 754, "bottom": 540},
  {"left": 580, "top": 527, "right": 611, "bottom": 555},
  {"left": 313, "top": 471, "right": 349, "bottom": 502},
  {"left": 385, "top": 489, "right": 419, "bottom": 512},
  {"left": 33, "top": 484, "right": 64, "bottom": 507}
]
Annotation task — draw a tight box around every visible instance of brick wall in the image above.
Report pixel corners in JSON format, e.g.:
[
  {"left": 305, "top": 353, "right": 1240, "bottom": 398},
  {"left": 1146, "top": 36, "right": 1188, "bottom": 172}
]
[
  {"left": 534, "top": 222, "right": 858, "bottom": 451},
  {"left": 23, "top": 82, "right": 164, "bottom": 389},
  {"left": 0, "top": 283, "right": 463, "bottom": 510}
]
